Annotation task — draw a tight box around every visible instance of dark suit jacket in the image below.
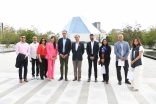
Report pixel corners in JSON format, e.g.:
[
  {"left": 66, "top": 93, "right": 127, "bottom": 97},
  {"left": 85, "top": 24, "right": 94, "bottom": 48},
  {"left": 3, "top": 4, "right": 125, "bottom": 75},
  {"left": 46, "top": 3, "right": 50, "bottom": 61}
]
[
  {"left": 72, "top": 42, "right": 84, "bottom": 61},
  {"left": 58, "top": 38, "right": 71, "bottom": 56},
  {"left": 15, "top": 53, "right": 25, "bottom": 68},
  {"left": 99, "top": 45, "right": 111, "bottom": 66},
  {"left": 86, "top": 41, "right": 99, "bottom": 59}
]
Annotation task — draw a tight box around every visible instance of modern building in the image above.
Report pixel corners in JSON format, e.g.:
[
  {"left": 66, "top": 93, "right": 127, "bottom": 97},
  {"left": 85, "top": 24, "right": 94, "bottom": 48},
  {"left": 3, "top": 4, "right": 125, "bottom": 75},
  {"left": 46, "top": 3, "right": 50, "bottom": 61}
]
[
  {"left": 92, "top": 22, "right": 101, "bottom": 31},
  {"left": 59, "top": 16, "right": 101, "bottom": 42}
]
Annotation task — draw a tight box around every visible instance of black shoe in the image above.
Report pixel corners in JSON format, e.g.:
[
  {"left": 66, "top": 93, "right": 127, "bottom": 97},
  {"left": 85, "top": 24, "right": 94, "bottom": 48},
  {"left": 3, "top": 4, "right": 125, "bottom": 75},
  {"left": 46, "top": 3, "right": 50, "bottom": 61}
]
[
  {"left": 65, "top": 78, "right": 68, "bottom": 81},
  {"left": 58, "top": 77, "right": 63, "bottom": 81},
  {"left": 87, "top": 79, "right": 90, "bottom": 82},
  {"left": 45, "top": 75, "right": 47, "bottom": 78},
  {"left": 125, "top": 81, "right": 131, "bottom": 84},
  {"left": 118, "top": 81, "right": 122, "bottom": 85},
  {"left": 95, "top": 79, "right": 98, "bottom": 83},
  {"left": 41, "top": 78, "right": 44, "bottom": 80}
]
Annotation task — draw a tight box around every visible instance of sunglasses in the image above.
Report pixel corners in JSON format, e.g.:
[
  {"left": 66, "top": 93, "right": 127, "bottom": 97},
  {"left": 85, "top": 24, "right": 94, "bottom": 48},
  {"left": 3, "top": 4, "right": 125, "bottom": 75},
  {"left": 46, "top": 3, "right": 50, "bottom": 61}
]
[{"left": 21, "top": 37, "right": 26, "bottom": 39}]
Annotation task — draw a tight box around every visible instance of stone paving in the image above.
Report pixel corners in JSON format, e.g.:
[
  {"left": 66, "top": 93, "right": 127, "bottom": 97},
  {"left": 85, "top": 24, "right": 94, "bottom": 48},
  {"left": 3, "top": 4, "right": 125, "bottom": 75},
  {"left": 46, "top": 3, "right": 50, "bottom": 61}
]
[{"left": 0, "top": 46, "right": 156, "bottom": 104}]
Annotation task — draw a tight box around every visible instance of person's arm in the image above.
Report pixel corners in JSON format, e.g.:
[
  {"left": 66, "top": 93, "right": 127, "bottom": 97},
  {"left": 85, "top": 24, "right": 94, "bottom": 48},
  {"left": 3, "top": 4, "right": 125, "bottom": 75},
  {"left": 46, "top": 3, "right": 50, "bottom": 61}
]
[
  {"left": 37, "top": 45, "right": 42, "bottom": 62},
  {"left": 99, "top": 47, "right": 102, "bottom": 59},
  {"left": 54, "top": 44, "right": 58, "bottom": 59},
  {"left": 58, "top": 39, "right": 61, "bottom": 55},
  {"left": 46, "top": 44, "right": 51, "bottom": 59},
  {"left": 71, "top": 43, "right": 74, "bottom": 53},
  {"left": 86, "top": 43, "right": 91, "bottom": 58},
  {"left": 114, "top": 43, "right": 122, "bottom": 59},
  {"left": 67, "top": 39, "right": 71, "bottom": 56},
  {"left": 123, "top": 42, "right": 130, "bottom": 58},
  {"left": 82, "top": 43, "right": 84, "bottom": 55},
  {"left": 15, "top": 43, "right": 19, "bottom": 55},
  {"left": 29, "top": 44, "right": 32, "bottom": 61},
  {"left": 26, "top": 44, "right": 30, "bottom": 57},
  {"left": 93, "top": 42, "right": 99, "bottom": 58}
]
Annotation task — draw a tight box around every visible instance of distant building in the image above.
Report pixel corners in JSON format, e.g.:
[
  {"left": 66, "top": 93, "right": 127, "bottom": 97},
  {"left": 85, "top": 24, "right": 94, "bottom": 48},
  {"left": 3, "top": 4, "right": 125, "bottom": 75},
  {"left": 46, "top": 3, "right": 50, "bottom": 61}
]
[
  {"left": 59, "top": 16, "right": 101, "bottom": 42},
  {"left": 92, "top": 22, "right": 101, "bottom": 31}
]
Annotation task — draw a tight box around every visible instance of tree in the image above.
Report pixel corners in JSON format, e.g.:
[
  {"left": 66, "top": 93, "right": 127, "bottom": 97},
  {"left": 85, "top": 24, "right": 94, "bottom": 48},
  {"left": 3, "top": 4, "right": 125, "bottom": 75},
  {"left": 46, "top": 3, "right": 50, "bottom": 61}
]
[
  {"left": 95, "top": 33, "right": 105, "bottom": 42},
  {"left": 122, "top": 23, "right": 143, "bottom": 48},
  {"left": 17, "top": 29, "right": 37, "bottom": 44},
  {"left": 107, "top": 29, "right": 121, "bottom": 44},
  {"left": 143, "top": 27, "right": 156, "bottom": 48}
]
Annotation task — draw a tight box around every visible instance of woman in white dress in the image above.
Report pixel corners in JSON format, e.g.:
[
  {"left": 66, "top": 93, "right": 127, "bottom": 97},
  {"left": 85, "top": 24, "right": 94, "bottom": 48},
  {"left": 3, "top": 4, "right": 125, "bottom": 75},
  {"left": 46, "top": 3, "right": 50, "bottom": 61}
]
[{"left": 130, "top": 38, "right": 144, "bottom": 91}]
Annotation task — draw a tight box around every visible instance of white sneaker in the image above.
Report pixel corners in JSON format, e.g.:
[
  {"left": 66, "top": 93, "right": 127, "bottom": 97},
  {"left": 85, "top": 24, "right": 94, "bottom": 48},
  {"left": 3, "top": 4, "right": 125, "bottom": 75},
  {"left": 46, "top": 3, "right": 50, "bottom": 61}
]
[
  {"left": 36, "top": 76, "right": 39, "bottom": 80},
  {"left": 31, "top": 76, "right": 35, "bottom": 80}
]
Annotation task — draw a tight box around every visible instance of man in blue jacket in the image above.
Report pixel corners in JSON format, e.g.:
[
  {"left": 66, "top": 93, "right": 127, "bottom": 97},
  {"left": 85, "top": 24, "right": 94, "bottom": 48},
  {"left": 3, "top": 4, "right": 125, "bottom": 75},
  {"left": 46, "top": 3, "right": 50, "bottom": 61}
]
[{"left": 114, "top": 34, "right": 131, "bottom": 85}]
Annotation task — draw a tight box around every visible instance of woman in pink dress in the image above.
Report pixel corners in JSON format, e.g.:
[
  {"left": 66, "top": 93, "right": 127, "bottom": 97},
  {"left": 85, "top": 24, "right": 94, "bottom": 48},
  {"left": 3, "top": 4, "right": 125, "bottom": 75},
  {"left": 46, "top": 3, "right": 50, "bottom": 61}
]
[{"left": 46, "top": 36, "right": 58, "bottom": 81}]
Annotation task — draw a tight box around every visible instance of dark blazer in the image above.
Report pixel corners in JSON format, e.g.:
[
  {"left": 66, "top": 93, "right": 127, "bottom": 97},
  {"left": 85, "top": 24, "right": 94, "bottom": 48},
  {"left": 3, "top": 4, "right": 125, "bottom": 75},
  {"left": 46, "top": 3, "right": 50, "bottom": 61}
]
[
  {"left": 86, "top": 41, "right": 99, "bottom": 59},
  {"left": 15, "top": 53, "right": 25, "bottom": 68},
  {"left": 72, "top": 42, "right": 84, "bottom": 61},
  {"left": 58, "top": 38, "right": 71, "bottom": 56},
  {"left": 99, "top": 45, "right": 111, "bottom": 66}
]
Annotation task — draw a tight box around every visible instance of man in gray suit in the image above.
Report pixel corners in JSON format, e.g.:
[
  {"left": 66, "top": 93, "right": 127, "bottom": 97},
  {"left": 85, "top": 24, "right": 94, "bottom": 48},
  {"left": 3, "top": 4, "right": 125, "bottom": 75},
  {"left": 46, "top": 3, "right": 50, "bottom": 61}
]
[{"left": 114, "top": 34, "right": 131, "bottom": 85}]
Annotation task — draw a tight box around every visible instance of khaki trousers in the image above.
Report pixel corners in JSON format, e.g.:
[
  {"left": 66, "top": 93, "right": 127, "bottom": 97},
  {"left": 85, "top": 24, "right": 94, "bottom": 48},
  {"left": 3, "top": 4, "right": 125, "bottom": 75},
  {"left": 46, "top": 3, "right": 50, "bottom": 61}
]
[
  {"left": 130, "top": 65, "right": 143, "bottom": 89},
  {"left": 73, "top": 60, "right": 82, "bottom": 78}
]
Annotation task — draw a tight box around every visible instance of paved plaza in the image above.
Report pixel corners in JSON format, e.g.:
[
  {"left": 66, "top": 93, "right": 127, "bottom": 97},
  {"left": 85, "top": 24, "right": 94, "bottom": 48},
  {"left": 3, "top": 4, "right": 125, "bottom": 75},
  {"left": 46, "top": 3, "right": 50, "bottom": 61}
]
[{"left": 0, "top": 46, "right": 156, "bottom": 104}]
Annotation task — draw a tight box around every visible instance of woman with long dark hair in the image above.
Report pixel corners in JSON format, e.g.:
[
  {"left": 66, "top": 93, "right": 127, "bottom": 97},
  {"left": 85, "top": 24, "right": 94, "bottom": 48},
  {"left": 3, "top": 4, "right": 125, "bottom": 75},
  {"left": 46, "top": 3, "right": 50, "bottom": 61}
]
[
  {"left": 45, "top": 36, "right": 58, "bottom": 81},
  {"left": 37, "top": 38, "right": 47, "bottom": 80},
  {"left": 99, "top": 39, "right": 111, "bottom": 84},
  {"left": 130, "top": 38, "right": 144, "bottom": 91}
]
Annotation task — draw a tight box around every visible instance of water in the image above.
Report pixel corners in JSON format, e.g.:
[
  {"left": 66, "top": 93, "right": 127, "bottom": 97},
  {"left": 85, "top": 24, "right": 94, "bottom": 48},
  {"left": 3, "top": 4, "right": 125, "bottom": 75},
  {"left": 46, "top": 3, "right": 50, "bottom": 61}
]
[{"left": 144, "top": 51, "right": 156, "bottom": 57}]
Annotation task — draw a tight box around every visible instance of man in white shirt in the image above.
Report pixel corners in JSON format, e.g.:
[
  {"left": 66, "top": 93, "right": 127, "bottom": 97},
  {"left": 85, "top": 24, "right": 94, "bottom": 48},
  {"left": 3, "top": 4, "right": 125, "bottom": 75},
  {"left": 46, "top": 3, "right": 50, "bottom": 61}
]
[
  {"left": 29, "top": 36, "right": 39, "bottom": 80},
  {"left": 86, "top": 34, "right": 99, "bottom": 82}
]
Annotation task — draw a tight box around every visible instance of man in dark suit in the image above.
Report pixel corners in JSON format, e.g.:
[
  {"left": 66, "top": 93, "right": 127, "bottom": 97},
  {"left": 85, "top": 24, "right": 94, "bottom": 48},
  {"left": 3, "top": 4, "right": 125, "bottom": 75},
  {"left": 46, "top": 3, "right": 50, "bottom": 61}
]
[
  {"left": 58, "top": 30, "right": 71, "bottom": 81},
  {"left": 86, "top": 34, "right": 99, "bottom": 82},
  {"left": 72, "top": 34, "right": 84, "bottom": 82}
]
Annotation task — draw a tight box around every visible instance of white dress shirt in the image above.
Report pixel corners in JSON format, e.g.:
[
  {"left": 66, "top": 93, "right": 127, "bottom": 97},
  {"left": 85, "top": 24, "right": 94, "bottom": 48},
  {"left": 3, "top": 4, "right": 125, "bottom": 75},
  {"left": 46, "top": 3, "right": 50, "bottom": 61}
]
[
  {"left": 29, "top": 42, "right": 39, "bottom": 60},
  {"left": 75, "top": 42, "right": 79, "bottom": 51},
  {"left": 91, "top": 41, "right": 94, "bottom": 54}
]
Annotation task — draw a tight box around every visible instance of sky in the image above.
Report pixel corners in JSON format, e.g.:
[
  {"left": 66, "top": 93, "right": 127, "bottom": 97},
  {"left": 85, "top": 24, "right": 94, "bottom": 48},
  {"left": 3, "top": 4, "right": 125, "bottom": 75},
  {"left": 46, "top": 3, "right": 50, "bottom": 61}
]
[{"left": 0, "top": 0, "right": 156, "bottom": 34}]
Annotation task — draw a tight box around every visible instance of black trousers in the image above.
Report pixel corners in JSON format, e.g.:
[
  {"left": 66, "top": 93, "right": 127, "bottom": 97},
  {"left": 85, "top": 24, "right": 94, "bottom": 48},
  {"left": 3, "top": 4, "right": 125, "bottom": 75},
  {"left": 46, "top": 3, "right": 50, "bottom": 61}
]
[
  {"left": 102, "top": 63, "right": 110, "bottom": 82},
  {"left": 19, "top": 57, "right": 28, "bottom": 79},
  {"left": 88, "top": 57, "right": 98, "bottom": 79},
  {"left": 31, "top": 58, "right": 39, "bottom": 76},
  {"left": 116, "top": 60, "right": 129, "bottom": 82},
  {"left": 39, "top": 56, "right": 47, "bottom": 79}
]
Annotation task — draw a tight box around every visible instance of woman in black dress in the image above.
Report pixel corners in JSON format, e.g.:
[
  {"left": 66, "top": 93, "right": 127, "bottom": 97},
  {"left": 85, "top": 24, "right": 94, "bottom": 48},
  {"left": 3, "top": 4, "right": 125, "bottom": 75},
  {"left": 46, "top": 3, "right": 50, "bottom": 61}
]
[{"left": 99, "top": 39, "right": 111, "bottom": 84}]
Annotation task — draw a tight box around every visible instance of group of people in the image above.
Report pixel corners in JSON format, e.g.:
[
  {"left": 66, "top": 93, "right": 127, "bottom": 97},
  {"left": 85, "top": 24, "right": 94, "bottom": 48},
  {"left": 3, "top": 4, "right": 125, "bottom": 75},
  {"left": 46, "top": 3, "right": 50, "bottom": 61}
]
[{"left": 15, "top": 30, "right": 144, "bottom": 91}]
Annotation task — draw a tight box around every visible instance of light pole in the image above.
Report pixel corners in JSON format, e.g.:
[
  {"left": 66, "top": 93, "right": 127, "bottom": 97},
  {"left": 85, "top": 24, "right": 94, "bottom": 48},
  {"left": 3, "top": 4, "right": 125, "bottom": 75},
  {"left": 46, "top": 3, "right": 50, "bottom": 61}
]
[{"left": 0, "top": 22, "right": 4, "bottom": 53}]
